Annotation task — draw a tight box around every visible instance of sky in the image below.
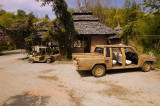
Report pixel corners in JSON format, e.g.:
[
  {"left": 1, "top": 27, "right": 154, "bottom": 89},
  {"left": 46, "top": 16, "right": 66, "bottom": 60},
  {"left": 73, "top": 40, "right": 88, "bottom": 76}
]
[{"left": 1, "top": 0, "right": 143, "bottom": 20}]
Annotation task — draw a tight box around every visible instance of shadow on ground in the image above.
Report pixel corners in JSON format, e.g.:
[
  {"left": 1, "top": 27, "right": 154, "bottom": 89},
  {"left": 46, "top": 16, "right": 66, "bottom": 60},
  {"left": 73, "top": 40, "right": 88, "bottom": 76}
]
[
  {"left": 77, "top": 70, "right": 93, "bottom": 77},
  {"left": 77, "top": 68, "right": 143, "bottom": 77},
  {"left": 2, "top": 91, "right": 50, "bottom": 106}
]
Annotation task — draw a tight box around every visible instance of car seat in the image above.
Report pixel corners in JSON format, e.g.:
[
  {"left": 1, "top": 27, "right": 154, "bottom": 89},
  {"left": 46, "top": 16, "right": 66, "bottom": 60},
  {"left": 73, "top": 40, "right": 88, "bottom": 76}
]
[
  {"left": 112, "top": 52, "right": 117, "bottom": 65},
  {"left": 118, "top": 54, "right": 132, "bottom": 65},
  {"left": 113, "top": 60, "right": 117, "bottom": 65}
]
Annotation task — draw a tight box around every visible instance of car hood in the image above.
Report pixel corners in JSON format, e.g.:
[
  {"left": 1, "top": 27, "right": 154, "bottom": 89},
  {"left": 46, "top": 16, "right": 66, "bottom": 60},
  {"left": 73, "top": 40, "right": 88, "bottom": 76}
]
[{"left": 140, "top": 54, "right": 156, "bottom": 61}]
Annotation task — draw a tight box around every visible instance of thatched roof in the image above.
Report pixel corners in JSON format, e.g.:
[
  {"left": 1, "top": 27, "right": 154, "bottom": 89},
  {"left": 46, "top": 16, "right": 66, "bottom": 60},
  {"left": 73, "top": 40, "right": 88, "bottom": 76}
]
[
  {"left": 74, "top": 21, "right": 116, "bottom": 35},
  {"left": 108, "top": 25, "right": 122, "bottom": 39},
  {"left": 73, "top": 7, "right": 116, "bottom": 35},
  {"left": 73, "top": 7, "right": 92, "bottom": 15},
  {"left": 114, "top": 25, "right": 122, "bottom": 31},
  {"left": 73, "top": 15, "right": 98, "bottom": 21},
  {"left": 114, "top": 25, "right": 122, "bottom": 35}
]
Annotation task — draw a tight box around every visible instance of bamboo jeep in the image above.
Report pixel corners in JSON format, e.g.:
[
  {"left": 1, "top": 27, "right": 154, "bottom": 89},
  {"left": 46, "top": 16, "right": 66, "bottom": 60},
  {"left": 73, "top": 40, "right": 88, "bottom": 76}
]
[
  {"left": 72, "top": 45, "right": 156, "bottom": 77},
  {"left": 28, "top": 46, "right": 55, "bottom": 63}
]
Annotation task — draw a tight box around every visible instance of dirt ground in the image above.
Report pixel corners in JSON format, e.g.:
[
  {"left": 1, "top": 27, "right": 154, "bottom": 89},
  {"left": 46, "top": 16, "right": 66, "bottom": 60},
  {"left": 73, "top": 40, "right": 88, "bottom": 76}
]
[{"left": 0, "top": 50, "right": 160, "bottom": 106}]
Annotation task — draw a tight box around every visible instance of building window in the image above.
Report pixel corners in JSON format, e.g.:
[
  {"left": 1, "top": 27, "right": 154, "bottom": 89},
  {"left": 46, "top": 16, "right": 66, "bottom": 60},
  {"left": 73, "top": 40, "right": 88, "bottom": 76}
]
[
  {"left": 94, "top": 47, "right": 104, "bottom": 55},
  {"left": 74, "top": 40, "right": 82, "bottom": 48}
]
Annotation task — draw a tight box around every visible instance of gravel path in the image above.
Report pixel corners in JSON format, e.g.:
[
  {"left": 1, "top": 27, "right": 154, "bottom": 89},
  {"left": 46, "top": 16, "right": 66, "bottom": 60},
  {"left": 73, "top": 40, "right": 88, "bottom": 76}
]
[{"left": 0, "top": 50, "right": 160, "bottom": 106}]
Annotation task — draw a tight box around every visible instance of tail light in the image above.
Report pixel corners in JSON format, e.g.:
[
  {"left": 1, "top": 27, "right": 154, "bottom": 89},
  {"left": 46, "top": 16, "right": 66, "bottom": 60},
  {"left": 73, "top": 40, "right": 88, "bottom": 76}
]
[{"left": 77, "top": 59, "right": 79, "bottom": 66}]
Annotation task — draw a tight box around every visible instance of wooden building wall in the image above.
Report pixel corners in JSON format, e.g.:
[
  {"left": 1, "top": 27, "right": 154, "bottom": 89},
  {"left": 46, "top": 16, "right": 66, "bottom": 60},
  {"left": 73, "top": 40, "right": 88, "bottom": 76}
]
[{"left": 90, "top": 36, "right": 107, "bottom": 52}]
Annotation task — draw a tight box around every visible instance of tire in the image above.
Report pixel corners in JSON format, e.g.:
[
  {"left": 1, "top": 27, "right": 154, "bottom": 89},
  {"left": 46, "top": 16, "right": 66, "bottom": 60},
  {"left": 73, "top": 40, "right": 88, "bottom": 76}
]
[
  {"left": 29, "top": 58, "right": 34, "bottom": 63},
  {"left": 92, "top": 65, "right": 106, "bottom": 77},
  {"left": 52, "top": 57, "right": 55, "bottom": 62},
  {"left": 46, "top": 59, "right": 52, "bottom": 64},
  {"left": 142, "top": 62, "right": 151, "bottom": 72}
]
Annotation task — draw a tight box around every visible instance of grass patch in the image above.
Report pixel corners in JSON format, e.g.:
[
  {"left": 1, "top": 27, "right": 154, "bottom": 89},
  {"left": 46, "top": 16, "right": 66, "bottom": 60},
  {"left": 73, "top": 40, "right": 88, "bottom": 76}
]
[{"left": 60, "top": 57, "right": 72, "bottom": 61}]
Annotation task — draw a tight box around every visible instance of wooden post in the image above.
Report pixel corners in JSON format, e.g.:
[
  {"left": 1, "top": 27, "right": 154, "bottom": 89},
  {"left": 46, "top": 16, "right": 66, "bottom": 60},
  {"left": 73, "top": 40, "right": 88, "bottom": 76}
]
[
  {"left": 82, "top": 36, "right": 84, "bottom": 48},
  {"left": 121, "top": 48, "right": 126, "bottom": 68},
  {"left": 81, "top": 36, "right": 85, "bottom": 53}
]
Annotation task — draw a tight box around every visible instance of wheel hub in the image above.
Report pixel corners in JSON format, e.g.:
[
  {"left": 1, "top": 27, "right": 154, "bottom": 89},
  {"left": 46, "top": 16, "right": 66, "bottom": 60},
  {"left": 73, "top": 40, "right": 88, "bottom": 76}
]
[
  {"left": 96, "top": 68, "right": 103, "bottom": 75},
  {"left": 145, "top": 64, "right": 150, "bottom": 70}
]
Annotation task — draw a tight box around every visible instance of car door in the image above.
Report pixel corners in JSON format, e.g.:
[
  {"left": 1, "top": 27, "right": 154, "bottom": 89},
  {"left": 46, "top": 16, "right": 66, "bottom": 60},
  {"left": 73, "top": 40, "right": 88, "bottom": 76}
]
[
  {"left": 111, "top": 47, "right": 125, "bottom": 69},
  {"left": 104, "top": 47, "right": 113, "bottom": 69},
  {"left": 124, "top": 47, "right": 140, "bottom": 68}
]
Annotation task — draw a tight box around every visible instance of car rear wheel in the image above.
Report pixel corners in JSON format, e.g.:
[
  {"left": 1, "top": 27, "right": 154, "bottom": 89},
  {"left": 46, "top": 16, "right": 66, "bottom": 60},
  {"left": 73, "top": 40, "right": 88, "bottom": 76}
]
[
  {"left": 92, "top": 65, "right": 106, "bottom": 77},
  {"left": 46, "top": 59, "right": 52, "bottom": 64},
  {"left": 142, "top": 62, "right": 151, "bottom": 72},
  {"left": 29, "top": 58, "right": 34, "bottom": 63},
  {"left": 52, "top": 57, "right": 55, "bottom": 62}
]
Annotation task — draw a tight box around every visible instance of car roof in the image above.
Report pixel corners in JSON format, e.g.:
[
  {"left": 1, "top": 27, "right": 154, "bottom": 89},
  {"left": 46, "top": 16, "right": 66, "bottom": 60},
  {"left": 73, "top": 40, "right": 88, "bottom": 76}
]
[{"left": 96, "top": 45, "right": 132, "bottom": 48}]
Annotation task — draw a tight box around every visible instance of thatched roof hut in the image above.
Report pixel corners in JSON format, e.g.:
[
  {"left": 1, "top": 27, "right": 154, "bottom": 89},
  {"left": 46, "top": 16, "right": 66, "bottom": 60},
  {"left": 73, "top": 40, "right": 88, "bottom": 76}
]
[{"left": 72, "top": 6, "right": 117, "bottom": 53}]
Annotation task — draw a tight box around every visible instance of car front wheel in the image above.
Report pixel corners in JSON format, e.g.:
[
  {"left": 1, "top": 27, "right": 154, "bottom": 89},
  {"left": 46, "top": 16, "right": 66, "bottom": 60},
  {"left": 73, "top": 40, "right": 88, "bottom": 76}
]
[
  {"left": 46, "top": 59, "right": 52, "bottom": 64},
  {"left": 142, "top": 62, "right": 151, "bottom": 72},
  {"left": 29, "top": 58, "right": 34, "bottom": 63},
  {"left": 92, "top": 65, "right": 106, "bottom": 77}
]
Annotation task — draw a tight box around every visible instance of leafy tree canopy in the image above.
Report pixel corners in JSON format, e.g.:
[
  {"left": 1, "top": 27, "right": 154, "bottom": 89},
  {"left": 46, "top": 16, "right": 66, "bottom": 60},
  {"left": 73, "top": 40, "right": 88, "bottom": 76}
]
[
  {"left": 17, "top": 9, "right": 27, "bottom": 18},
  {"left": 143, "top": 0, "right": 160, "bottom": 11},
  {"left": 36, "top": 0, "right": 77, "bottom": 58}
]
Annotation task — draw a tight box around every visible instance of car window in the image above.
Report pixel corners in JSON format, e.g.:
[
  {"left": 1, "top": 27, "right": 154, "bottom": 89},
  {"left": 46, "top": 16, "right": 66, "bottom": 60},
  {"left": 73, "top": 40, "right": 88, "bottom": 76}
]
[
  {"left": 94, "top": 47, "right": 104, "bottom": 55},
  {"left": 106, "top": 47, "right": 110, "bottom": 57},
  {"left": 124, "top": 48, "right": 136, "bottom": 54}
]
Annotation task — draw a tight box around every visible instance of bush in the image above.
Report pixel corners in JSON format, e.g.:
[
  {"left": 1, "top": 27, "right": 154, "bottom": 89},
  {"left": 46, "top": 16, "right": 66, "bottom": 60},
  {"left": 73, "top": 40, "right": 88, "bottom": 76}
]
[
  {"left": 8, "top": 46, "right": 15, "bottom": 50},
  {"left": 50, "top": 48, "right": 59, "bottom": 54}
]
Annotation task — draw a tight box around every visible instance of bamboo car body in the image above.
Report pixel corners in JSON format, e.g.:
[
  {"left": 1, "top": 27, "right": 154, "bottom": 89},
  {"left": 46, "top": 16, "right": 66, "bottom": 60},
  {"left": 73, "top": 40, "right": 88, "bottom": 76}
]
[{"left": 72, "top": 45, "right": 156, "bottom": 77}]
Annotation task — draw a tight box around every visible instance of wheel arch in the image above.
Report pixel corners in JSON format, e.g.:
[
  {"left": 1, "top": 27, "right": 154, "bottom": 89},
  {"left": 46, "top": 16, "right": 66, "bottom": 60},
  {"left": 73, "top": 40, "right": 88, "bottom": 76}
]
[
  {"left": 143, "top": 61, "right": 154, "bottom": 65},
  {"left": 92, "top": 63, "right": 107, "bottom": 70},
  {"left": 141, "top": 61, "right": 154, "bottom": 67}
]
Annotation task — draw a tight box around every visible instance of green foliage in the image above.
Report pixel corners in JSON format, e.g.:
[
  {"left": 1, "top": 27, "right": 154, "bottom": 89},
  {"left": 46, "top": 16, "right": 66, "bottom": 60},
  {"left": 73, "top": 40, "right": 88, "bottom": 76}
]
[
  {"left": 25, "top": 35, "right": 33, "bottom": 54},
  {"left": 121, "top": 21, "right": 139, "bottom": 44},
  {"left": 50, "top": 48, "right": 59, "bottom": 54},
  {"left": 26, "top": 12, "right": 35, "bottom": 30},
  {"left": 0, "top": 9, "right": 39, "bottom": 52},
  {"left": 61, "top": 57, "right": 72, "bottom": 61},
  {"left": 0, "top": 10, "right": 6, "bottom": 16},
  {"left": 44, "top": 14, "right": 50, "bottom": 20},
  {"left": 68, "top": 8, "right": 74, "bottom": 14},
  {"left": 17, "top": 9, "right": 27, "bottom": 18},
  {"left": 0, "top": 12, "right": 15, "bottom": 28},
  {"left": 143, "top": 0, "right": 160, "bottom": 11}
]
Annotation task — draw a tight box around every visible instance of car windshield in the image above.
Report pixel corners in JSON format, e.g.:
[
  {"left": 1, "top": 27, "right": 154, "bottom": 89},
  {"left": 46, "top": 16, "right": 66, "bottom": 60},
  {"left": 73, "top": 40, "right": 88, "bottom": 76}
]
[{"left": 94, "top": 47, "right": 104, "bottom": 55}]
